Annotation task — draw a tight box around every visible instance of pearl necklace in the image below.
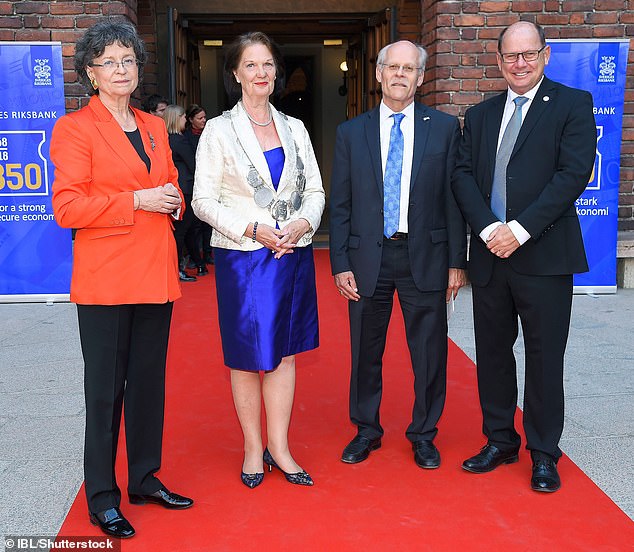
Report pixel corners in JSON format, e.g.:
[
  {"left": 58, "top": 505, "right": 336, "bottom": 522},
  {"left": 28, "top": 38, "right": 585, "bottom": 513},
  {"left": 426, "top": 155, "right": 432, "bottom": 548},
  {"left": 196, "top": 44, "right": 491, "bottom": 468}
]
[{"left": 243, "top": 102, "right": 273, "bottom": 127}]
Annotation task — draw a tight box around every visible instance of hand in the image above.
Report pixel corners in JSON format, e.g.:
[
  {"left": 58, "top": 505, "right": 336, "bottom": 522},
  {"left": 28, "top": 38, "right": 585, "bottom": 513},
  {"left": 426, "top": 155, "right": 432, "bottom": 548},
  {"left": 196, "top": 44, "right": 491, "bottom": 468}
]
[
  {"left": 446, "top": 268, "right": 467, "bottom": 303},
  {"left": 334, "top": 271, "right": 360, "bottom": 302},
  {"left": 135, "top": 183, "right": 182, "bottom": 214},
  {"left": 486, "top": 224, "right": 520, "bottom": 258},
  {"left": 274, "top": 219, "right": 310, "bottom": 259},
  {"left": 250, "top": 223, "right": 285, "bottom": 256}
]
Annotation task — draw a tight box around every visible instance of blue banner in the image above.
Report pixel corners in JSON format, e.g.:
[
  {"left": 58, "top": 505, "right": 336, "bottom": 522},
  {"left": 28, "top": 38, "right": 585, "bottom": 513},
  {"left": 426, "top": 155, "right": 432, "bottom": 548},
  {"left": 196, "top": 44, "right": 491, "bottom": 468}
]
[
  {"left": 0, "top": 42, "right": 71, "bottom": 301},
  {"left": 546, "top": 39, "right": 629, "bottom": 293}
]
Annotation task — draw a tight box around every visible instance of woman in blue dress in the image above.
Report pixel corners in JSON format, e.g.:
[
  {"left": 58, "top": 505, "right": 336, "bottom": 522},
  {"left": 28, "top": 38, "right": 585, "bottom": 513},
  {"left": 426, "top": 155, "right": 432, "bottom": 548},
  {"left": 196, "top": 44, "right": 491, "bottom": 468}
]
[{"left": 193, "top": 32, "right": 325, "bottom": 488}]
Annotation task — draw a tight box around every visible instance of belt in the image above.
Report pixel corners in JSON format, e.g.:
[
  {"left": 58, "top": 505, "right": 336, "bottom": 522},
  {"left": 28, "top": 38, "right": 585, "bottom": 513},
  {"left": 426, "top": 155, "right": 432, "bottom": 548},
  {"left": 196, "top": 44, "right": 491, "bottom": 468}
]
[{"left": 386, "top": 232, "right": 408, "bottom": 241}]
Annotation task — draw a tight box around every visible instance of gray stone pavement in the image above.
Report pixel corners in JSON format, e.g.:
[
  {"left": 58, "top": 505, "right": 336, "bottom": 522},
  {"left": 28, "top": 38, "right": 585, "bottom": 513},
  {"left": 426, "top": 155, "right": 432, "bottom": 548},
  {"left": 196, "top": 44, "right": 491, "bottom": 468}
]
[{"left": 0, "top": 287, "right": 632, "bottom": 550}]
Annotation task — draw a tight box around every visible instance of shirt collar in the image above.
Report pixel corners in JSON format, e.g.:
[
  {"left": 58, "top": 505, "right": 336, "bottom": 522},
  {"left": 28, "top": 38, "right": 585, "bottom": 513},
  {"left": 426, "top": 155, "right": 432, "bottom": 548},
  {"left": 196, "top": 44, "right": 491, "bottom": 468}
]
[
  {"left": 507, "top": 76, "right": 544, "bottom": 104},
  {"left": 380, "top": 100, "right": 415, "bottom": 121}
]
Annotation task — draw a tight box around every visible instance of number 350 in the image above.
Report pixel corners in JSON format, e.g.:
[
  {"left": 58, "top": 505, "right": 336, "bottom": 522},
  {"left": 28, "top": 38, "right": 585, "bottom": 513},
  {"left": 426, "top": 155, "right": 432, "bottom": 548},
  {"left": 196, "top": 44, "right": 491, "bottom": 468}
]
[{"left": 0, "top": 163, "right": 43, "bottom": 190}]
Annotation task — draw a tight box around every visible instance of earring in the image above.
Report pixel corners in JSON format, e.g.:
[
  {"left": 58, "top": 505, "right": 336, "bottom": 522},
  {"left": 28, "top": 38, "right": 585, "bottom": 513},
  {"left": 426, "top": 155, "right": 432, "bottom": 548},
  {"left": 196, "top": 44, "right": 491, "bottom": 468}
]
[{"left": 90, "top": 76, "right": 98, "bottom": 90}]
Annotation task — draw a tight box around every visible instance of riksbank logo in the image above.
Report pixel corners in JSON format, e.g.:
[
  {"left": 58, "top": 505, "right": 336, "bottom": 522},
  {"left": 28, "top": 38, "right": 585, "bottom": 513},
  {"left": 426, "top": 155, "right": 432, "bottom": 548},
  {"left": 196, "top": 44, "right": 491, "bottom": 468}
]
[
  {"left": 33, "top": 58, "right": 52, "bottom": 86},
  {"left": 597, "top": 55, "right": 615, "bottom": 83}
]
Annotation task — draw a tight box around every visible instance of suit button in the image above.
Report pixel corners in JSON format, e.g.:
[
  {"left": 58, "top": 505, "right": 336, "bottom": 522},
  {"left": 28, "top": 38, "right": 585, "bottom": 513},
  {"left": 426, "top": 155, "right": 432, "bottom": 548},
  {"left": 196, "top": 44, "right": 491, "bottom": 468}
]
[
  {"left": 377, "top": 241, "right": 382, "bottom": 247},
  {"left": 380, "top": 209, "right": 383, "bottom": 214}
]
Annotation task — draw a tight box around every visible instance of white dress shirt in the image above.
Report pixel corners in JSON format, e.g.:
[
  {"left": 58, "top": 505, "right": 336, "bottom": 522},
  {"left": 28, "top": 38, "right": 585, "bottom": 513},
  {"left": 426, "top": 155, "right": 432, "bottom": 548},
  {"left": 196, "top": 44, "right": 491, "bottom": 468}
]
[
  {"left": 380, "top": 100, "right": 415, "bottom": 234},
  {"left": 480, "top": 76, "right": 545, "bottom": 245}
]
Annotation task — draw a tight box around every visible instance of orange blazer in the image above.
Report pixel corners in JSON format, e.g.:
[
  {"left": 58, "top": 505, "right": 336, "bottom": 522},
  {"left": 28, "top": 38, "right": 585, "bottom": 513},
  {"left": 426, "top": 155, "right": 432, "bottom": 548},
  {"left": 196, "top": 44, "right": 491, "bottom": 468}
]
[{"left": 51, "top": 95, "right": 183, "bottom": 305}]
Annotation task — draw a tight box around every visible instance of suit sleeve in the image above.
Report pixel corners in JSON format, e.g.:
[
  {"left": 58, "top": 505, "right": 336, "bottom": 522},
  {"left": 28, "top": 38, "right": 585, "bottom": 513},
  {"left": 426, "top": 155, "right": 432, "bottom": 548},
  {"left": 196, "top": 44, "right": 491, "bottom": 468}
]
[
  {"left": 328, "top": 124, "right": 353, "bottom": 275},
  {"left": 446, "top": 117, "right": 467, "bottom": 269},
  {"left": 51, "top": 115, "right": 135, "bottom": 229},
  {"left": 451, "top": 107, "right": 499, "bottom": 235},
  {"left": 515, "top": 90, "right": 596, "bottom": 239}
]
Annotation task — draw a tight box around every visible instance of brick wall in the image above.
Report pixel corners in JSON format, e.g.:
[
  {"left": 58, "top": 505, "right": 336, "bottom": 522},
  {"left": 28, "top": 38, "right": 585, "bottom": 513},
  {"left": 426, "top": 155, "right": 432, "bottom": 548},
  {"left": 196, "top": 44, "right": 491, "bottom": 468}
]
[{"left": 421, "top": 0, "right": 634, "bottom": 231}]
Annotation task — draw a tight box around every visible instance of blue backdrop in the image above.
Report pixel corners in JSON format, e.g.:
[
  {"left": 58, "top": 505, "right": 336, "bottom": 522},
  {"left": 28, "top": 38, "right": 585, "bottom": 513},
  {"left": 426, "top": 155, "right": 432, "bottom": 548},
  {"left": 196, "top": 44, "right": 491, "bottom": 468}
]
[
  {"left": 0, "top": 42, "right": 71, "bottom": 301},
  {"left": 546, "top": 39, "right": 629, "bottom": 293}
]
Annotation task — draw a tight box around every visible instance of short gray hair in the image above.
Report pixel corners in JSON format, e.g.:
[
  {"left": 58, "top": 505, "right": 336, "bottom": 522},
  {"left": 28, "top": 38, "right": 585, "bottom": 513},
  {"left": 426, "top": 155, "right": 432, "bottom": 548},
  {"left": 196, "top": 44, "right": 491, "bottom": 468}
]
[
  {"left": 74, "top": 19, "right": 147, "bottom": 95},
  {"left": 376, "top": 41, "right": 428, "bottom": 73}
]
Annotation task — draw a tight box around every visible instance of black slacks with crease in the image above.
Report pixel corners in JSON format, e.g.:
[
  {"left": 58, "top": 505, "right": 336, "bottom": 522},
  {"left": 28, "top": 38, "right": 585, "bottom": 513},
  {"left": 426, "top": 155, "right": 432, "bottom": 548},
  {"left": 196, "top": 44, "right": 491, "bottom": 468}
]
[
  {"left": 77, "top": 302, "right": 173, "bottom": 513},
  {"left": 348, "top": 238, "right": 447, "bottom": 443}
]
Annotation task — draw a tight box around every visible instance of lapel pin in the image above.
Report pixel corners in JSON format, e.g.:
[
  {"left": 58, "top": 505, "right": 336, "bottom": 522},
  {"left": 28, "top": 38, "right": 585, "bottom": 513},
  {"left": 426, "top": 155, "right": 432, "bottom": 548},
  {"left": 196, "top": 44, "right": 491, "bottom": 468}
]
[
  {"left": 423, "top": 116, "right": 430, "bottom": 121},
  {"left": 148, "top": 131, "right": 155, "bottom": 151},
  {"left": 543, "top": 95, "right": 550, "bottom": 102}
]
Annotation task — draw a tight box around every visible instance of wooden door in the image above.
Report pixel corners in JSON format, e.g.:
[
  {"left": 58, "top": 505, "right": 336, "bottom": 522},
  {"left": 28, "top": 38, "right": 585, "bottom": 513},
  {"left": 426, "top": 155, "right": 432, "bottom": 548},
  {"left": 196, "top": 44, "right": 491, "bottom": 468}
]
[
  {"left": 345, "top": 6, "right": 396, "bottom": 119},
  {"left": 167, "top": 6, "right": 200, "bottom": 108}
]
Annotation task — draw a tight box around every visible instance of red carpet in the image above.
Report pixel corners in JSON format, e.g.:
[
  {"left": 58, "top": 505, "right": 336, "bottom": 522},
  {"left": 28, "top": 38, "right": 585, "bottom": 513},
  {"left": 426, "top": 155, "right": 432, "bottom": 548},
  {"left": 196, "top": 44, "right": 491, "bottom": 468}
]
[{"left": 58, "top": 249, "right": 633, "bottom": 551}]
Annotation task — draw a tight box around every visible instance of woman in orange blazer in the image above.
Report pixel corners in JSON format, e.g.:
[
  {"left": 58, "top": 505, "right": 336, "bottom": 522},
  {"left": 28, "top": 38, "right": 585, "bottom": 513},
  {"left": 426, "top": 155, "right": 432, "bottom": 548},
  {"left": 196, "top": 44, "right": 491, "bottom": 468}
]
[{"left": 51, "top": 21, "right": 193, "bottom": 540}]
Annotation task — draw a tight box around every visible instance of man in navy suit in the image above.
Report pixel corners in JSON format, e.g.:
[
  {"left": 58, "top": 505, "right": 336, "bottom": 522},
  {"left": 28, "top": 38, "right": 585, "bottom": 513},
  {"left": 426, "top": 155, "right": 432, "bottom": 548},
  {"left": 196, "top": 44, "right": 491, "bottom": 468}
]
[
  {"left": 329, "top": 40, "right": 467, "bottom": 468},
  {"left": 452, "top": 21, "right": 596, "bottom": 492}
]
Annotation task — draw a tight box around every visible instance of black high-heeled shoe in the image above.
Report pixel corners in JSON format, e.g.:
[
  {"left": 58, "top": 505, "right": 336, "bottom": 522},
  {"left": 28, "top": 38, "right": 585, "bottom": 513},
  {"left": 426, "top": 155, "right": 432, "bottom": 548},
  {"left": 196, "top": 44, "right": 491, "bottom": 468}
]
[
  {"left": 240, "top": 471, "right": 264, "bottom": 489},
  {"left": 263, "top": 448, "right": 313, "bottom": 486}
]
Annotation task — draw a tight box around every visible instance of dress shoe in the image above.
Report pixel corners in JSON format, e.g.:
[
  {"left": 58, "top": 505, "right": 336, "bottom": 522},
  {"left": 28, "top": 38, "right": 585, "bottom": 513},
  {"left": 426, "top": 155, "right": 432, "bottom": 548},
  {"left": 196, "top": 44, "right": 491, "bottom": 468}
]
[
  {"left": 129, "top": 488, "right": 193, "bottom": 509},
  {"left": 241, "top": 471, "right": 264, "bottom": 489},
  {"left": 179, "top": 270, "right": 196, "bottom": 282},
  {"left": 462, "top": 444, "right": 519, "bottom": 473},
  {"left": 89, "top": 507, "right": 135, "bottom": 539},
  {"left": 413, "top": 440, "right": 440, "bottom": 469},
  {"left": 531, "top": 454, "right": 560, "bottom": 493},
  {"left": 341, "top": 435, "right": 382, "bottom": 464},
  {"left": 263, "top": 448, "right": 313, "bottom": 486},
  {"left": 197, "top": 265, "right": 209, "bottom": 276}
]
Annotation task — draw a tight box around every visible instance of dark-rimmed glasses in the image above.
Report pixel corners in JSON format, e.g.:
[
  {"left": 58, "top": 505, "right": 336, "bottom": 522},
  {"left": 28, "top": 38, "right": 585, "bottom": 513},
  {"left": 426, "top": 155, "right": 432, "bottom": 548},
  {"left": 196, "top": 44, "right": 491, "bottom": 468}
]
[{"left": 499, "top": 46, "right": 546, "bottom": 64}]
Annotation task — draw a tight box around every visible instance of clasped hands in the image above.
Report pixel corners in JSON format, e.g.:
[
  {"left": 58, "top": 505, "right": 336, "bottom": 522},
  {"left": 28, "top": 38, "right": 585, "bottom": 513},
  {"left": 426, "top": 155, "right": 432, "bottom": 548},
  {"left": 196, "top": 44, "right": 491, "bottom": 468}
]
[
  {"left": 486, "top": 224, "right": 520, "bottom": 258},
  {"left": 254, "top": 219, "right": 310, "bottom": 260},
  {"left": 134, "top": 183, "right": 181, "bottom": 214}
]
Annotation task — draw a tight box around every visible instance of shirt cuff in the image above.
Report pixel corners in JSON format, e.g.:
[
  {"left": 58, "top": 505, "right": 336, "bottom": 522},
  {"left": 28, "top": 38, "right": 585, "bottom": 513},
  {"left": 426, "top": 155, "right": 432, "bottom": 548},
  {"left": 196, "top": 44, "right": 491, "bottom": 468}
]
[
  {"left": 507, "top": 220, "right": 531, "bottom": 245},
  {"left": 479, "top": 221, "right": 502, "bottom": 243}
]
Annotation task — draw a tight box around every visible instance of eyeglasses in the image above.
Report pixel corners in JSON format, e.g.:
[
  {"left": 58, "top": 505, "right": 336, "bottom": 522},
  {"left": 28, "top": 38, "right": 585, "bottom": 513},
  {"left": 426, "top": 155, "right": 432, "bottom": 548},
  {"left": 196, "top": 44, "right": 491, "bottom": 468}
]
[
  {"left": 499, "top": 46, "right": 546, "bottom": 64},
  {"left": 379, "top": 63, "right": 421, "bottom": 75},
  {"left": 89, "top": 58, "right": 138, "bottom": 71}
]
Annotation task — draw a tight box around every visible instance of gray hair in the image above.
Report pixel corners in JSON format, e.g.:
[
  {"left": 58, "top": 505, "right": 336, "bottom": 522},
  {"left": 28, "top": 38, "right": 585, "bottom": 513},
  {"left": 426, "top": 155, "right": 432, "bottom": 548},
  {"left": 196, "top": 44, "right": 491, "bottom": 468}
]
[
  {"left": 376, "top": 41, "right": 428, "bottom": 73},
  {"left": 74, "top": 19, "right": 147, "bottom": 95}
]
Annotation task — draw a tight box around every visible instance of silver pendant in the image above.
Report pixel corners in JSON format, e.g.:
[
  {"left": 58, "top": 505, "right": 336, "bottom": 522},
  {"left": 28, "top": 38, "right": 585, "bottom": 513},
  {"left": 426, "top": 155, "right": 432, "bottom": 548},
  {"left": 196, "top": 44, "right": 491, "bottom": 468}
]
[
  {"left": 254, "top": 186, "right": 274, "bottom": 208},
  {"left": 290, "top": 190, "right": 302, "bottom": 210}
]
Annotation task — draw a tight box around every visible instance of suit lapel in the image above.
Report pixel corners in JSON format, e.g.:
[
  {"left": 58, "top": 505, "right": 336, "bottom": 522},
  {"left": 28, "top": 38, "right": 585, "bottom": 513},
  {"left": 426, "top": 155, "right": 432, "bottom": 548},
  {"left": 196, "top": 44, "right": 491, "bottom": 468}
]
[
  {"left": 134, "top": 109, "right": 162, "bottom": 185},
  {"left": 410, "top": 103, "right": 431, "bottom": 192},
  {"left": 89, "top": 96, "right": 152, "bottom": 189},
  {"left": 364, "top": 106, "right": 383, "bottom": 198},
  {"left": 512, "top": 78, "right": 556, "bottom": 157},
  {"left": 486, "top": 92, "right": 507, "bottom": 175},
  {"left": 230, "top": 102, "right": 274, "bottom": 188}
]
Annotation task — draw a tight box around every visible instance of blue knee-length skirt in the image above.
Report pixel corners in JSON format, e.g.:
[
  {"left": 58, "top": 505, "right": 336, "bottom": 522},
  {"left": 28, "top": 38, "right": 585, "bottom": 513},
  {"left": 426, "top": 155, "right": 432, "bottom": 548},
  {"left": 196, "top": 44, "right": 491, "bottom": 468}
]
[{"left": 213, "top": 244, "right": 319, "bottom": 372}]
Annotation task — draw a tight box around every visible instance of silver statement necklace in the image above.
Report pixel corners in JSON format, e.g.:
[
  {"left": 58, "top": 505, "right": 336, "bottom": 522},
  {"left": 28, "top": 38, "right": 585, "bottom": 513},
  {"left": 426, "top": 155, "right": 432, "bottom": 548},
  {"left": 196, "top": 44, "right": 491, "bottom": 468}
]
[{"left": 243, "top": 102, "right": 273, "bottom": 127}]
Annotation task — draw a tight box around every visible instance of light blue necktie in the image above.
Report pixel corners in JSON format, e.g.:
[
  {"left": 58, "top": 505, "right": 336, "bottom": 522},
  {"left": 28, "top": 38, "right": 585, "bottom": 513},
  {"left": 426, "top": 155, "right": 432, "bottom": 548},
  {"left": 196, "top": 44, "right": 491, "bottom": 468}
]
[
  {"left": 491, "top": 96, "right": 529, "bottom": 222},
  {"left": 383, "top": 112, "right": 405, "bottom": 238}
]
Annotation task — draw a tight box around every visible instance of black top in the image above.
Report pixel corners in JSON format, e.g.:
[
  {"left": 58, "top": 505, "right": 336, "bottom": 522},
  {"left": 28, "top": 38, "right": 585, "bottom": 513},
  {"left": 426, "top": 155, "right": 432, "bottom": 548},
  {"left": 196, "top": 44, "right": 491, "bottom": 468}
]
[{"left": 125, "top": 128, "right": 151, "bottom": 172}]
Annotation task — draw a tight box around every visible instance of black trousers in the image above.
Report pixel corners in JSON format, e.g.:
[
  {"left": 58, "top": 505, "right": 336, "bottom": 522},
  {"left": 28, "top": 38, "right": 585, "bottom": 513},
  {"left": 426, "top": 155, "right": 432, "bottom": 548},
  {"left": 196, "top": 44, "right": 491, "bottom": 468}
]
[
  {"left": 77, "top": 302, "right": 173, "bottom": 513},
  {"left": 348, "top": 239, "right": 447, "bottom": 443},
  {"left": 173, "top": 193, "right": 203, "bottom": 267},
  {"left": 472, "top": 258, "right": 573, "bottom": 459}
]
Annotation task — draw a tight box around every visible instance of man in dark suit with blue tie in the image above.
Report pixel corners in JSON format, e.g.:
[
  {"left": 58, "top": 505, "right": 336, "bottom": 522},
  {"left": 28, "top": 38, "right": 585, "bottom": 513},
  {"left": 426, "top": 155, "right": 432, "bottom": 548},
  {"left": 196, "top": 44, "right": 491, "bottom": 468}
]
[
  {"left": 329, "top": 40, "right": 467, "bottom": 468},
  {"left": 452, "top": 21, "right": 596, "bottom": 492}
]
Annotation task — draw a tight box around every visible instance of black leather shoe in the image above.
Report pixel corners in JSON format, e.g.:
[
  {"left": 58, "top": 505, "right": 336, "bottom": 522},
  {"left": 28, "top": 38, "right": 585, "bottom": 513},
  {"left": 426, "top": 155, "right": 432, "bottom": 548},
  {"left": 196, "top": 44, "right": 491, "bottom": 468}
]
[
  {"left": 129, "top": 488, "right": 193, "bottom": 509},
  {"left": 197, "top": 265, "right": 209, "bottom": 276},
  {"left": 413, "top": 440, "right": 440, "bottom": 469},
  {"left": 531, "top": 455, "right": 560, "bottom": 492},
  {"left": 462, "top": 444, "right": 519, "bottom": 473},
  {"left": 89, "top": 507, "right": 135, "bottom": 539},
  {"left": 341, "top": 435, "right": 382, "bottom": 464},
  {"left": 179, "top": 270, "right": 196, "bottom": 282}
]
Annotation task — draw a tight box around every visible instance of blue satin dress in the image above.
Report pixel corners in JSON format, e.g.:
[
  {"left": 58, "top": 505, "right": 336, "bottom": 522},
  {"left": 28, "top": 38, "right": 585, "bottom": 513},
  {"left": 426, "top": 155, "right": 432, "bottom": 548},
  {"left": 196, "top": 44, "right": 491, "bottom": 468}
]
[{"left": 213, "top": 147, "right": 319, "bottom": 372}]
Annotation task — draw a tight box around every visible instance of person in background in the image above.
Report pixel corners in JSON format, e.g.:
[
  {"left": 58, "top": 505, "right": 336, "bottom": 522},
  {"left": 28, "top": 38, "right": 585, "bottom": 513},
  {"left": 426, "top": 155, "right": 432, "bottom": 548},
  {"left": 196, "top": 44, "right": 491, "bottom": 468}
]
[
  {"left": 329, "top": 40, "right": 466, "bottom": 469},
  {"left": 193, "top": 31, "right": 324, "bottom": 489},
  {"left": 184, "top": 104, "right": 213, "bottom": 268},
  {"left": 452, "top": 21, "right": 596, "bottom": 492},
  {"left": 51, "top": 20, "right": 193, "bottom": 539},
  {"left": 142, "top": 93, "right": 168, "bottom": 118},
  {"left": 164, "top": 104, "right": 207, "bottom": 280}
]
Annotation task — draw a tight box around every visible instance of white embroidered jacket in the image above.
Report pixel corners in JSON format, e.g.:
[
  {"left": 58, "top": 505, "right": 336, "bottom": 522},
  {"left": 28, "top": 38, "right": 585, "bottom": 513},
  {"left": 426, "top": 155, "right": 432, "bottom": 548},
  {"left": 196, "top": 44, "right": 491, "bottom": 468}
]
[{"left": 192, "top": 101, "right": 325, "bottom": 251}]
